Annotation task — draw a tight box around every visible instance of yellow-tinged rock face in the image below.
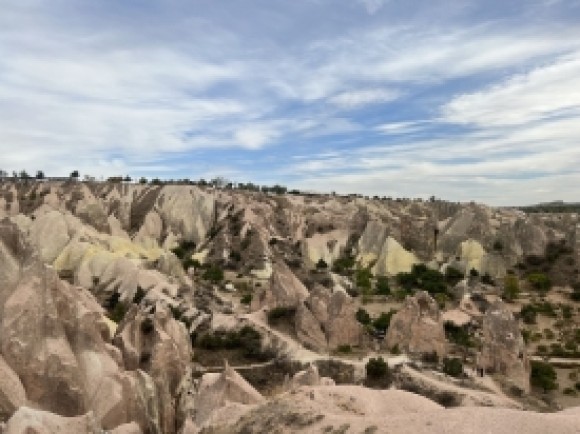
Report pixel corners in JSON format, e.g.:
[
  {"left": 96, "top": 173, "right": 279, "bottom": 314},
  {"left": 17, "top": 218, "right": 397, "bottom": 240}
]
[
  {"left": 372, "top": 237, "right": 419, "bottom": 276},
  {"left": 460, "top": 239, "right": 486, "bottom": 273}
]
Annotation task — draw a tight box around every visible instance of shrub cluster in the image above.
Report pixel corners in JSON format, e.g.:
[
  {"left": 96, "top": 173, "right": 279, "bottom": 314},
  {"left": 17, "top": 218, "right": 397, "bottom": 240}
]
[{"left": 195, "top": 326, "right": 270, "bottom": 361}]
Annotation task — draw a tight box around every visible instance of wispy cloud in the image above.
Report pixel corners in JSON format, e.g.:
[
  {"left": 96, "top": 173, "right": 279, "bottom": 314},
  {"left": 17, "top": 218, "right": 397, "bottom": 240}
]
[{"left": 0, "top": 1, "right": 579, "bottom": 203}]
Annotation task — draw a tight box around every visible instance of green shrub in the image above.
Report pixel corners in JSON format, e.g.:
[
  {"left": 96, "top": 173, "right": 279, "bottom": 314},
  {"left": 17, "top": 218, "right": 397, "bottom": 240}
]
[
  {"left": 240, "top": 294, "right": 252, "bottom": 305},
  {"left": 355, "top": 268, "right": 373, "bottom": 292},
  {"left": 493, "top": 240, "right": 503, "bottom": 251},
  {"left": 375, "top": 276, "right": 390, "bottom": 295},
  {"left": 202, "top": 265, "right": 224, "bottom": 283},
  {"left": 331, "top": 256, "right": 355, "bottom": 274},
  {"left": 372, "top": 310, "right": 396, "bottom": 332},
  {"left": 109, "top": 303, "right": 127, "bottom": 323},
  {"left": 336, "top": 344, "right": 352, "bottom": 354},
  {"left": 445, "top": 266, "right": 463, "bottom": 284},
  {"left": 503, "top": 275, "right": 520, "bottom": 302},
  {"left": 316, "top": 258, "right": 328, "bottom": 269},
  {"left": 444, "top": 322, "right": 473, "bottom": 347},
  {"left": 520, "top": 304, "right": 537, "bottom": 324},
  {"left": 575, "top": 381, "right": 580, "bottom": 391},
  {"left": 442, "top": 357, "right": 463, "bottom": 377},
  {"left": 530, "top": 361, "right": 558, "bottom": 392},
  {"left": 366, "top": 357, "right": 389, "bottom": 379},
  {"left": 527, "top": 273, "right": 551, "bottom": 293},
  {"left": 355, "top": 308, "right": 371, "bottom": 325}
]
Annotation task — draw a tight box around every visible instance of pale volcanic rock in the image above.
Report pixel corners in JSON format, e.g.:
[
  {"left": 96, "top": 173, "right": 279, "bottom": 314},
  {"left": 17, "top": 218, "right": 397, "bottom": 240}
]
[
  {"left": 459, "top": 239, "right": 485, "bottom": 273},
  {"left": 28, "top": 210, "right": 71, "bottom": 263},
  {"left": 0, "top": 354, "right": 26, "bottom": 421},
  {"left": 194, "top": 363, "right": 264, "bottom": 426},
  {"left": 251, "top": 262, "right": 309, "bottom": 310},
  {"left": 295, "top": 286, "right": 362, "bottom": 351},
  {"left": 386, "top": 291, "right": 447, "bottom": 356},
  {"left": 0, "top": 263, "right": 163, "bottom": 432},
  {"left": 110, "top": 422, "right": 143, "bottom": 434},
  {"left": 289, "top": 364, "right": 334, "bottom": 388},
  {"left": 156, "top": 186, "right": 215, "bottom": 245},
  {"left": 4, "top": 407, "right": 101, "bottom": 434},
  {"left": 373, "top": 237, "right": 420, "bottom": 276},
  {"left": 295, "top": 303, "right": 327, "bottom": 351},
  {"left": 325, "top": 290, "right": 363, "bottom": 349},
  {"left": 114, "top": 305, "right": 193, "bottom": 434},
  {"left": 478, "top": 301, "right": 530, "bottom": 392},
  {"left": 302, "top": 229, "right": 349, "bottom": 269}
]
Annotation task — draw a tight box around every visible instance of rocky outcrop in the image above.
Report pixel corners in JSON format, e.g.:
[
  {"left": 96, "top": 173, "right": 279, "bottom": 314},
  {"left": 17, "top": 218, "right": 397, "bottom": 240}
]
[
  {"left": 289, "top": 364, "right": 335, "bottom": 388},
  {"left": 114, "top": 304, "right": 193, "bottom": 434},
  {"left": 193, "top": 363, "right": 264, "bottom": 426},
  {"left": 478, "top": 302, "right": 530, "bottom": 393},
  {"left": 0, "top": 262, "right": 162, "bottom": 432},
  {"left": 302, "top": 229, "right": 349, "bottom": 269},
  {"left": 295, "top": 286, "right": 362, "bottom": 351},
  {"left": 4, "top": 407, "right": 101, "bottom": 434},
  {"left": 0, "top": 355, "right": 26, "bottom": 421},
  {"left": 251, "top": 262, "right": 309, "bottom": 310},
  {"left": 155, "top": 186, "right": 215, "bottom": 245},
  {"left": 386, "top": 291, "right": 447, "bottom": 356}
]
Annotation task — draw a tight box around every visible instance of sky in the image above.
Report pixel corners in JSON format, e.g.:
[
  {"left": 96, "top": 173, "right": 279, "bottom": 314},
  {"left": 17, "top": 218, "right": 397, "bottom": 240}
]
[{"left": 1, "top": 0, "right": 580, "bottom": 205}]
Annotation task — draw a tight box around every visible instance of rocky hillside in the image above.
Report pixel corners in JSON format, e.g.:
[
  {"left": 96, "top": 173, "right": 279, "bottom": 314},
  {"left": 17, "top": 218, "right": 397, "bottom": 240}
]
[{"left": 0, "top": 179, "right": 579, "bottom": 433}]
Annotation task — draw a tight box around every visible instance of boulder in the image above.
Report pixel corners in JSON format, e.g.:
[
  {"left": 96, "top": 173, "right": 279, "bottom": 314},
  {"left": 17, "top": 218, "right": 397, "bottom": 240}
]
[
  {"left": 386, "top": 291, "right": 447, "bottom": 356},
  {"left": 194, "top": 362, "right": 264, "bottom": 426},
  {"left": 478, "top": 301, "right": 530, "bottom": 392},
  {"left": 0, "top": 354, "right": 26, "bottom": 421},
  {"left": 251, "top": 262, "right": 309, "bottom": 310},
  {"left": 4, "top": 407, "right": 101, "bottom": 434},
  {"left": 114, "top": 304, "right": 193, "bottom": 434}
]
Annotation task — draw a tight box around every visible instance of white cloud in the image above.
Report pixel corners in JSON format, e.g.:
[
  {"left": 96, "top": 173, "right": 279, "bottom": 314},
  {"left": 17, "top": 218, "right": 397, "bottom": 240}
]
[
  {"left": 442, "top": 52, "right": 580, "bottom": 126},
  {"left": 329, "top": 88, "right": 399, "bottom": 108},
  {"left": 234, "top": 126, "right": 279, "bottom": 150}
]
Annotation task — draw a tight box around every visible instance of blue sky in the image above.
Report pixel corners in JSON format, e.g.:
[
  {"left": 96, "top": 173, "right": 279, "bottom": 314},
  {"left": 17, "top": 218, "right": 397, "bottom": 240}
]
[{"left": 2, "top": 0, "right": 580, "bottom": 205}]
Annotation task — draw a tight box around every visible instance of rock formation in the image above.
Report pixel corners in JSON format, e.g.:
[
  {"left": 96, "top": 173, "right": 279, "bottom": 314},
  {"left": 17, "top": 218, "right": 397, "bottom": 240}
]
[
  {"left": 478, "top": 301, "right": 530, "bottom": 392},
  {"left": 386, "top": 291, "right": 447, "bottom": 356}
]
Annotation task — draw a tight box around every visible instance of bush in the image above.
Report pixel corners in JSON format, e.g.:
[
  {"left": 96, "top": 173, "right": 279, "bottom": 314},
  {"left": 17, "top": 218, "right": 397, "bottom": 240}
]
[
  {"left": 355, "top": 268, "right": 373, "bottom": 292},
  {"left": 442, "top": 357, "right": 463, "bottom": 377},
  {"left": 366, "top": 357, "right": 389, "bottom": 379},
  {"left": 445, "top": 266, "right": 463, "bottom": 284},
  {"left": 375, "top": 276, "right": 390, "bottom": 295},
  {"left": 355, "top": 308, "right": 371, "bottom": 325},
  {"left": 493, "top": 240, "right": 503, "bottom": 251},
  {"left": 503, "top": 275, "right": 520, "bottom": 302},
  {"left": 444, "top": 322, "right": 473, "bottom": 347},
  {"left": 520, "top": 304, "right": 537, "bottom": 324},
  {"left": 195, "top": 326, "right": 268, "bottom": 361},
  {"left": 372, "top": 310, "right": 396, "bottom": 332},
  {"left": 527, "top": 273, "right": 551, "bottom": 293},
  {"left": 331, "top": 256, "right": 355, "bottom": 274},
  {"left": 202, "top": 265, "right": 224, "bottom": 283},
  {"left": 530, "top": 361, "right": 558, "bottom": 392},
  {"left": 240, "top": 294, "right": 252, "bottom": 305},
  {"left": 336, "top": 344, "right": 352, "bottom": 354},
  {"left": 316, "top": 258, "right": 328, "bottom": 269}
]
